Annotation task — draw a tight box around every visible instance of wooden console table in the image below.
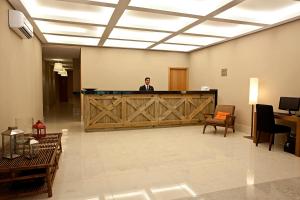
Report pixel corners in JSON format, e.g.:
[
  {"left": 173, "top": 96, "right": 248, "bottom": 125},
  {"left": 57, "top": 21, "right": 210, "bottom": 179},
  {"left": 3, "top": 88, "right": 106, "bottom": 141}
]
[{"left": 0, "top": 133, "right": 62, "bottom": 199}]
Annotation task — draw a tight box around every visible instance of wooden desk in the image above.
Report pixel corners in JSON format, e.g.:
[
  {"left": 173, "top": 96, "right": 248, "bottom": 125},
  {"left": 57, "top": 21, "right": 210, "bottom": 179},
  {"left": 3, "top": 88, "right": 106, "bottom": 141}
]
[{"left": 253, "top": 113, "right": 300, "bottom": 157}]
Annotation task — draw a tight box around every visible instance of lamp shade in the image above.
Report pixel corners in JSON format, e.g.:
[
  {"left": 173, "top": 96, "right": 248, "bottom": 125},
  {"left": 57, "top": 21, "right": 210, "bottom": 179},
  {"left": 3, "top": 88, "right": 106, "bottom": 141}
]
[
  {"left": 60, "top": 70, "right": 68, "bottom": 77},
  {"left": 249, "top": 78, "right": 259, "bottom": 104},
  {"left": 53, "top": 63, "right": 63, "bottom": 72},
  {"left": 58, "top": 68, "right": 66, "bottom": 75}
]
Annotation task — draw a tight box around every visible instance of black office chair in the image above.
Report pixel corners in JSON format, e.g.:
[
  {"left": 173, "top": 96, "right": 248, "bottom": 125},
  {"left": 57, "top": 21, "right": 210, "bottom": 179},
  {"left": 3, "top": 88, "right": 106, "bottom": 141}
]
[{"left": 256, "top": 104, "right": 291, "bottom": 151}]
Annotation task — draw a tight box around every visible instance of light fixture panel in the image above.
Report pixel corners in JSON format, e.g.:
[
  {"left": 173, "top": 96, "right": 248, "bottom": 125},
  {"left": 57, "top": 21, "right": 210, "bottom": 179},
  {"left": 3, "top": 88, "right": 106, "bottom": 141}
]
[
  {"left": 129, "top": 0, "right": 233, "bottom": 16},
  {"left": 117, "top": 10, "right": 197, "bottom": 32},
  {"left": 185, "top": 20, "right": 262, "bottom": 37},
  {"left": 216, "top": 0, "right": 300, "bottom": 24},
  {"left": 166, "top": 34, "right": 225, "bottom": 46},
  {"left": 152, "top": 43, "right": 199, "bottom": 52},
  {"left": 109, "top": 28, "right": 171, "bottom": 42},
  {"left": 104, "top": 39, "right": 154, "bottom": 49},
  {"left": 35, "top": 20, "right": 105, "bottom": 37},
  {"left": 20, "top": 0, "right": 114, "bottom": 25},
  {"left": 44, "top": 34, "right": 100, "bottom": 46}
]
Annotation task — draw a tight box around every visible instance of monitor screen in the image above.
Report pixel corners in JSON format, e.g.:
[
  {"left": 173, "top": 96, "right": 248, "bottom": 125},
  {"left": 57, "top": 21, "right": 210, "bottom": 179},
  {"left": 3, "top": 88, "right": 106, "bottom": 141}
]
[{"left": 279, "top": 97, "right": 300, "bottom": 112}]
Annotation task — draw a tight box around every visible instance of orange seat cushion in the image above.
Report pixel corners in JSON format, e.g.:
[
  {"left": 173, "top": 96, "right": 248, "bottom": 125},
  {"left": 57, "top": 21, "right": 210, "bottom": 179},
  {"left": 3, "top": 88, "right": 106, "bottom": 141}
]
[{"left": 214, "top": 111, "right": 230, "bottom": 120}]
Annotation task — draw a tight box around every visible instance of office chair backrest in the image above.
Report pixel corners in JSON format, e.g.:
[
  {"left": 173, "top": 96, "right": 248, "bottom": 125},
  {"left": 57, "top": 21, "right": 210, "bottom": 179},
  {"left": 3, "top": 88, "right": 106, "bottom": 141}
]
[{"left": 256, "top": 104, "right": 275, "bottom": 133}]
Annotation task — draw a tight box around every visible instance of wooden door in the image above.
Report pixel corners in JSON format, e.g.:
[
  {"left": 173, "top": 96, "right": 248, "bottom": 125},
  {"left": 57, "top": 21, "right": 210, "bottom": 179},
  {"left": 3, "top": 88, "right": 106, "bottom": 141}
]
[
  {"left": 169, "top": 68, "right": 188, "bottom": 91},
  {"left": 57, "top": 75, "right": 68, "bottom": 102}
]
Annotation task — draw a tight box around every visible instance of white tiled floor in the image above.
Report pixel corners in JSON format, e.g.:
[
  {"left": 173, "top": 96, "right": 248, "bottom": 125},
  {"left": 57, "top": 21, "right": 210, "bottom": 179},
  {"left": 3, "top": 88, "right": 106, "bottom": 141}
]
[
  {"left": 18, "top": 100, "right": 300, "bottom": 200},
  {"left": 24, "top": 119, "right": 300, "bottom": 200}
]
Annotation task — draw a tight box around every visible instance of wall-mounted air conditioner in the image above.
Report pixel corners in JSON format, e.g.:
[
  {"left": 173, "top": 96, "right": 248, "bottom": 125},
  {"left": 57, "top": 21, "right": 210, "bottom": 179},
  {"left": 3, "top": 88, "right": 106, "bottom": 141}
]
[{"left": 8, "top": 10, "right": 33, "bottom": 39}]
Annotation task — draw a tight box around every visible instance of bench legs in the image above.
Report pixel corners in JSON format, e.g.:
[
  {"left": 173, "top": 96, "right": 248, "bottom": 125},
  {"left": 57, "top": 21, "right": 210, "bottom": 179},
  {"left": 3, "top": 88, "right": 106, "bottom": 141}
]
[{"left": 46, "top": 168, "right": 53, "bottom": 197}]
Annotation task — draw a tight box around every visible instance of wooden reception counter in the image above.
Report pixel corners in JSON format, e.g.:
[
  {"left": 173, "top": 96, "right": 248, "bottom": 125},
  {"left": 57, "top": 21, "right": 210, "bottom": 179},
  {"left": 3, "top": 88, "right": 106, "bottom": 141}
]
[{"left": 82, "top": 90, "right": 217, "bottom": 131}]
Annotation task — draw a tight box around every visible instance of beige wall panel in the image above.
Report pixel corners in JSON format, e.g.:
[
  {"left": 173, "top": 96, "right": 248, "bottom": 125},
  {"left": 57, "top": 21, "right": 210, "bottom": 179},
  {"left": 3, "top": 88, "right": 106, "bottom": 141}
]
[
  {"left": 189, "top": 20, "right": 300, "bottom": 131},
  {"left": 81, "top": 48, "right": 190, "bottom": 91},
  {"left": 0, "top": 0, "right": 43, "bottom": 132}
]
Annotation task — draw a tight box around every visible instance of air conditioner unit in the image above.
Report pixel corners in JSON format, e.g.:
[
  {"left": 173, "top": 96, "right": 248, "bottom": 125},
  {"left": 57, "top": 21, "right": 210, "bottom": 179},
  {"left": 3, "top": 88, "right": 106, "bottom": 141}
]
[{"left": 9, "top": 10, "right": 33, "bottom": 39}]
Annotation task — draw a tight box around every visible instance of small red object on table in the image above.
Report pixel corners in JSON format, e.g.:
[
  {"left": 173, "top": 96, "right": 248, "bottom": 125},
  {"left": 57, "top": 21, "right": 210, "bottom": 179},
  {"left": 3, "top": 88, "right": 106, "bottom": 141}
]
[{"left": 32, "top": 120, "right": 47, "bottom": 139}]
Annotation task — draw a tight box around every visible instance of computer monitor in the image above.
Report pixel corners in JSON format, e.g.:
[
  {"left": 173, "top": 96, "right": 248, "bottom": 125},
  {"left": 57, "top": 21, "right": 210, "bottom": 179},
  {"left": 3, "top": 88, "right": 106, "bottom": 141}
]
[{"left": 279, "top": 97, "right": 300, "bottom": 114}]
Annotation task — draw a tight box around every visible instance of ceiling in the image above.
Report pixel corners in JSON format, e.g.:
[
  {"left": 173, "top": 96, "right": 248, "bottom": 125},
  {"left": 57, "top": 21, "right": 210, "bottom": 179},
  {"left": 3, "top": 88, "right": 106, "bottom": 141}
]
[
  {"left": 8, "top": 0, "right": 300, "bottom": 52},
  {"left": 42, "top": 45, "right": 80, "bottom": 60}
]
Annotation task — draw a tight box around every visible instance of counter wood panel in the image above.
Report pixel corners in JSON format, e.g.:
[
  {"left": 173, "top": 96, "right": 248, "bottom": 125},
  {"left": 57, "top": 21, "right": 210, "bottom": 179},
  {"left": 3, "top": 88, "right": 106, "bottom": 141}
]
[{"left": 83, "top": 91, "right": 217, "bottom": 131}]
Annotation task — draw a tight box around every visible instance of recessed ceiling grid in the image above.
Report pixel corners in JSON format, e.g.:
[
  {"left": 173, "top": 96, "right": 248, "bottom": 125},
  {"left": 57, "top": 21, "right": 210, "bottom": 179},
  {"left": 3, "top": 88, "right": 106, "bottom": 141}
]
[{"left": 9, "top": 0, "right": 300, "bottom": 52}]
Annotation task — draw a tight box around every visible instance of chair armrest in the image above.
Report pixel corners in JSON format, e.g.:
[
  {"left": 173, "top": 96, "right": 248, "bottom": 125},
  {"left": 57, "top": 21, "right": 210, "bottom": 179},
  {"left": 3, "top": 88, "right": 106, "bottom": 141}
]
[{"left": 225, "top": 115, "right": 236, "bottom": 124}]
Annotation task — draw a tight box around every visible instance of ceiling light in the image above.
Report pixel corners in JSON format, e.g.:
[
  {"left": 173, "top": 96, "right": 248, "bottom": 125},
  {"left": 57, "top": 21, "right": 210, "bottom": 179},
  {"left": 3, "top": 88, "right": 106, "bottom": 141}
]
[
  {"left": 58, "top": 68, "right": 66, "bottom": 74},
  {"left": 35, "top": 20, "right": 105, "bottom": 37},
  {"left": 152, "top": 43, "right": 199, "bottom": 52},
  {"left": 117, "top": 10, "right": 197, "bottom": 32},
  {"left": 185, "top": 20, "right": 262, "bottom": 37},
  {"left": 53, "top": 63, "right": 63, "bottom": 72},
  {"left": 129, "top": 0, "right": 233, "bottom": 16},
  {"left": 60, "top": 71, "right": 68, "bottom": 77},
  {"left": 216, "top": 0, "right": 300, "bottom": 24},
  {"left": 104, "top": 39, "right": 154, "bottom": 49},
  {"left": 166, "top": 34, "right": 225, "bottom": 46},
  {"left": 109, "top": 28, "right": 171, "bottom": 42},
  {"left": 47, "top": 58, "right": 73, "bottom": 62},
  {"left": 20, "top": 0, "right": 114, "bottom": 25},
  {"left": 44, "top": 34, "right": 100, "bottom": 46}
]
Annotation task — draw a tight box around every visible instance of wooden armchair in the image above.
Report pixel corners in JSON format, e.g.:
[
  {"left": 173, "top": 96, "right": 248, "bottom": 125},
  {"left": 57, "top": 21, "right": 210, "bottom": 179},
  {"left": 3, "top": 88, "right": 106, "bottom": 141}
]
[{"left": 203, "top": 105, "right": 236, "bottom": 137}]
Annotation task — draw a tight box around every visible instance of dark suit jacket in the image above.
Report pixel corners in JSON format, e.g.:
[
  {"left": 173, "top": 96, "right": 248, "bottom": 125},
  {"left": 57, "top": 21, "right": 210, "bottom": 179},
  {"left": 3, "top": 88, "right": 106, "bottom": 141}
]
[{"left": 139, "top": 85, "right": 154, "bottom": 91}]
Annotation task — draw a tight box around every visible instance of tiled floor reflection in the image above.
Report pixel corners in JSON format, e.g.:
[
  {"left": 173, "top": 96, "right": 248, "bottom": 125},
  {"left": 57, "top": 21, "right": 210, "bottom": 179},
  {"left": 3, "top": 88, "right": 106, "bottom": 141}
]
[
  {"left": 17, "top": 101, "right": 300, "bottom": 200},
  {"left": 183, "top": 177, "right": 300, "bottom": 200},
  {"left": 150, "top": 183, "right": 197, "bottom": 200}
]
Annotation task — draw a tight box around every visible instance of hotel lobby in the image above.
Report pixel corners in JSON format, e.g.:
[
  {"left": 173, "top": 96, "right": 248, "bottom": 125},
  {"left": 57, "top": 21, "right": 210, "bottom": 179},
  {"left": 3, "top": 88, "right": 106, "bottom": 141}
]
[{"left": 1, "top": 0, "right": 300, "bottom": 199}]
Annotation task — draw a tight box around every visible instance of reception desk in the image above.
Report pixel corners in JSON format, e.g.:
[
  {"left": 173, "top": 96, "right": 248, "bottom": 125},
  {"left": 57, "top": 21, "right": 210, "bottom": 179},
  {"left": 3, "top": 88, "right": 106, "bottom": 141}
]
[{"left": 82, "top": 90, "right": 217, "bottom": 131}]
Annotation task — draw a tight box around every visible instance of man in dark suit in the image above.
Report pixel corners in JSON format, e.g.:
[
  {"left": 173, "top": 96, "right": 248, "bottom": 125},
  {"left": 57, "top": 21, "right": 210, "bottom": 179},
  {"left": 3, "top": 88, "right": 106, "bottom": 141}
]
[{"left": 139, "top": 77, "right": 154, "bottom": 91}]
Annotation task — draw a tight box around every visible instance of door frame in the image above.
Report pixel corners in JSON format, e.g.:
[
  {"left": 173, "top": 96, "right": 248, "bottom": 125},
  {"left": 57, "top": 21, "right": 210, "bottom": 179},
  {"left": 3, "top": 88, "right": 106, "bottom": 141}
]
[{"left": 168, "top": 67, "right": 189, "bottom": 91}]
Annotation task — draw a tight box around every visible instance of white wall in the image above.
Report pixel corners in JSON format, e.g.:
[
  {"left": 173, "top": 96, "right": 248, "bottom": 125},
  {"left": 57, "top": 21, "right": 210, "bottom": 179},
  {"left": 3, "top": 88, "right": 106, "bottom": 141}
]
[
  {"left": 81, "top": 47, "right": 190, "bottom": 90},
  {"left": 189, "top": 20, "right": 300, "bottom": 131},
  {"left": 0, "top": 0, "right": 43, "bottom": 132}
]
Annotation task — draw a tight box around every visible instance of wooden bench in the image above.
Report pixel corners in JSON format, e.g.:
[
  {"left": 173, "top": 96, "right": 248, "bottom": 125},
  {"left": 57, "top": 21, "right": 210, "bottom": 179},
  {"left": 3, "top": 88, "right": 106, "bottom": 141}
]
[{"left": 0, "top": 133, "right": 62, "bottom": 199}]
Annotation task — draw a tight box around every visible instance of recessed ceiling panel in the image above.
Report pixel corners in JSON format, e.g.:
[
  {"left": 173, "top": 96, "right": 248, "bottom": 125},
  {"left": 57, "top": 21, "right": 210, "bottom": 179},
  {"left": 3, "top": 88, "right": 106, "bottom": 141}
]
[
  {"left": 117, "top": 10, "right": 197, "bottom": 32},
  {"left": 185, "top": 20, "right": 262, "bottom": 37},
  {"left": 104, "top": 39, "right": 154, "bottom": 49},
  {"left": 109, "top": 28, "right": 170, "bottom": 42},
  {"left": 166, "top": 34, "right": 225, "bottom": 46},
  {"left": 129, "top": 0, "right": 233, "bottom": 16},
  {"left": 35, "top": 20, "right": 105, "bottom": 37},
  {"left": 44, "top": 34, "right": 100, "bottom": 46},
  {"left": 20, "top": 0, "right": 114, "bottom": 25},
  {"left": 216, "top": 0, "right": 300, "bottom": 24},
  {"left": 152, "top": 43, "right": 199, "bottom": 52}
]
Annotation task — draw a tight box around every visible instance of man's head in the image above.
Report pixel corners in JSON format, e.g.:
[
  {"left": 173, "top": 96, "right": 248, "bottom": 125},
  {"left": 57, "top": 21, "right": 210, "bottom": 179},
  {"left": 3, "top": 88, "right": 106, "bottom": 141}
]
[{"left": 145, "top": 77, "right": 150, "bottom": 85}]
